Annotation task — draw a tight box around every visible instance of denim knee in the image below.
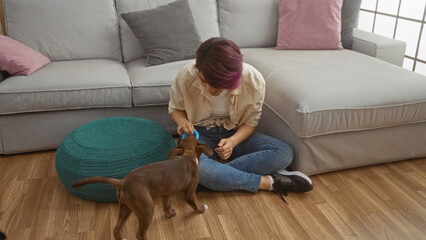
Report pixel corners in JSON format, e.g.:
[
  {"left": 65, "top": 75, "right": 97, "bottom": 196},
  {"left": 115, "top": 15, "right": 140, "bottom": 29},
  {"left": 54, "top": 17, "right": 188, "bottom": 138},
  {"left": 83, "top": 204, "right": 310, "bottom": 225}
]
[
  {"left": 198, "top": 154, "right": 261, "bottom": 193},
  {"left": 274, "top": 141, "right": 293, "bottom": 170}
]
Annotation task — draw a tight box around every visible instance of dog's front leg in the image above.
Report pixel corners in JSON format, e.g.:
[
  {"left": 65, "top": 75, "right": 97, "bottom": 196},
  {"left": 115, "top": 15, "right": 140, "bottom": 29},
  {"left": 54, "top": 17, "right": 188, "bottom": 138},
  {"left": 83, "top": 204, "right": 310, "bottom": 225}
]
[
  {"left": 162, "top": 196, "right": 176, "bottom": 218},
  {"left": 184, "top": 190, "right": 208, "bottom": 213}
]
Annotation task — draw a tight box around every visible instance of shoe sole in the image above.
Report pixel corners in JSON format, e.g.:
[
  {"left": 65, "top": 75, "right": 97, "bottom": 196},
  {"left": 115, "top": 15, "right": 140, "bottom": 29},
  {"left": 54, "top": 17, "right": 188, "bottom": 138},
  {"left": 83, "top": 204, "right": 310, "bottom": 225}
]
[{"left": 276, "top": 169, "right": 313, "bottom": 185}]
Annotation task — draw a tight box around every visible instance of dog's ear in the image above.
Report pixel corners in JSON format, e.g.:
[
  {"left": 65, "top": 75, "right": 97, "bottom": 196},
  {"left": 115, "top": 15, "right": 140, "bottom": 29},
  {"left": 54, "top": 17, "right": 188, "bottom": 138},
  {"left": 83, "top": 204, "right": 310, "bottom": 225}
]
[
  {"left": 196, "top": 144, "right": 213, "bottom": 157},
  {"left": 168, "top": 147, "right": 184, "bottom": 159}
]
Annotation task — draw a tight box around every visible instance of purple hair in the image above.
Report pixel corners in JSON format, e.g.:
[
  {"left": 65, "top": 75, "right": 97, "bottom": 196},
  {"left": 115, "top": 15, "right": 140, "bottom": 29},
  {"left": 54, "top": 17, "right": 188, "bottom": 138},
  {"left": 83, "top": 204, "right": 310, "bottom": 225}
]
[{"left": 195, "top": 37, "right": 243, "bottom": 90}]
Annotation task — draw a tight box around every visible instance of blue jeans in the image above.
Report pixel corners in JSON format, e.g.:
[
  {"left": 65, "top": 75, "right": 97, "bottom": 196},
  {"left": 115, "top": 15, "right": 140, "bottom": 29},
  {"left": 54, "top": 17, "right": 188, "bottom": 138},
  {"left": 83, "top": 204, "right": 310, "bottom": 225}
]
[{"left": 189, "top": 126, "right": 293, "bottom": 193}]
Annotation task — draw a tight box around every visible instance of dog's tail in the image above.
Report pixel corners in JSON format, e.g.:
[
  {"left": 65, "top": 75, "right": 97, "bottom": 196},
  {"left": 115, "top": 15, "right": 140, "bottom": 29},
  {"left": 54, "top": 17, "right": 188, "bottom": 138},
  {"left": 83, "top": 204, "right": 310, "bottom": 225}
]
[{"left": 72, "top": 177, "right": 122, "bottom": 188}]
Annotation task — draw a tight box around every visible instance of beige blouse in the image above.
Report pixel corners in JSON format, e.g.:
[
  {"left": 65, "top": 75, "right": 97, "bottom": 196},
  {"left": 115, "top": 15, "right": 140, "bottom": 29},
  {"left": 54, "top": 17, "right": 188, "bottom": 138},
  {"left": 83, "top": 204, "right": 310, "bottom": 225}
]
[{"left": 168, "top": 62, "right": 265, "bottom": 130}]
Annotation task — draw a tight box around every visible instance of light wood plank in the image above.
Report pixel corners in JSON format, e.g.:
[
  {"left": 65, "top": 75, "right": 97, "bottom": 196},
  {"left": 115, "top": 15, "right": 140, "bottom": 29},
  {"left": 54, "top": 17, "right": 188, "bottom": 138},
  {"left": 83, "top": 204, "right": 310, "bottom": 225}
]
[{"left": 0, "top": 151, "right": 425, "bottom": 240}]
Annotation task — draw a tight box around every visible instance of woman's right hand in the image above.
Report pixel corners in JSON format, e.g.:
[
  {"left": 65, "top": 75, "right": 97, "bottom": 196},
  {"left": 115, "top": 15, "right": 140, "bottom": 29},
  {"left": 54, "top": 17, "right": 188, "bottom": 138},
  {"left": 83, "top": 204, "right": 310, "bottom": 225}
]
[{"left": 177, "top": 120, "right": 195, "bottom": 136}]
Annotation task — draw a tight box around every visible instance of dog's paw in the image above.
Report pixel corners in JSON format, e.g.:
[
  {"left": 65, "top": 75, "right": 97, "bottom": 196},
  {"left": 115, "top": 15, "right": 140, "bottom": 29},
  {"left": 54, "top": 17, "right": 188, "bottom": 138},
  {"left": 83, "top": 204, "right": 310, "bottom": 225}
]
[
  {"left": 166, "top": 209, "right": 176, "bottom": 218},
  {"left": 200, "top": 204, "right": 208, "bottom": 213}
]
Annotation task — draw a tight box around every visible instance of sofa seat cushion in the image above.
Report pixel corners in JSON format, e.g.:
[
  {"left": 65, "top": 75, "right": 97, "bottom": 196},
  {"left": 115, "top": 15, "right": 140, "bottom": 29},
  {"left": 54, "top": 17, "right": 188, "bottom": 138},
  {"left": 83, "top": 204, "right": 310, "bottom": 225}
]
[
  {"left": 242, "top": 48, "right": 426, "bottom": 138},
  {"left": 0, "top": 60, "right": 132, "bottom": 114},
  {"left": 127, "top": 58, "right": 194, "bottom": 106}
]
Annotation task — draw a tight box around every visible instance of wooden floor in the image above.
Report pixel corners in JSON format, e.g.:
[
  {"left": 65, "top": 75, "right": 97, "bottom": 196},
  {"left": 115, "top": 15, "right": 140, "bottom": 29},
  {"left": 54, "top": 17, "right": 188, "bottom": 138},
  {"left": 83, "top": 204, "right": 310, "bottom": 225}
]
[{"left": 0, "top": 151, "right": 425, "bottom": 240}]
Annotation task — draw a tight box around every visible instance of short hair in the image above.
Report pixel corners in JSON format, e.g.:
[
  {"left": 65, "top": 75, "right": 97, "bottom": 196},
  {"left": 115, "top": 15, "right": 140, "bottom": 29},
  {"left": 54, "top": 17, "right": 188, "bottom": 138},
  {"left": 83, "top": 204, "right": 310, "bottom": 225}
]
[{"left": 195, "top": 37, "right": 243, "bottom": 90}]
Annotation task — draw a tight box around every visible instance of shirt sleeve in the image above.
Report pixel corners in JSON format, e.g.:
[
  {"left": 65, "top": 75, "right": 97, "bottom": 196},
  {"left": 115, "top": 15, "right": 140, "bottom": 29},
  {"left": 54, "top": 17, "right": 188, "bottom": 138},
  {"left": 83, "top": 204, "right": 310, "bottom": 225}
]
[
  {"left": 242, "top": 69, "right": 266, "bottom": 128},
  {"left": 168, "top": 68, "right": 187, "bottom": 114}
]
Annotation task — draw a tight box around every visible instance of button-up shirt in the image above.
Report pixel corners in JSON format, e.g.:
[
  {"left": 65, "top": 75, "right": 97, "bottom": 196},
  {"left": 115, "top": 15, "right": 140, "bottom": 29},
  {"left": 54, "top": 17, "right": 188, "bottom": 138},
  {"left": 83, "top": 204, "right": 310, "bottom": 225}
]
[{"left": 168, "top": 62, "right": 265, "bottom": 130}]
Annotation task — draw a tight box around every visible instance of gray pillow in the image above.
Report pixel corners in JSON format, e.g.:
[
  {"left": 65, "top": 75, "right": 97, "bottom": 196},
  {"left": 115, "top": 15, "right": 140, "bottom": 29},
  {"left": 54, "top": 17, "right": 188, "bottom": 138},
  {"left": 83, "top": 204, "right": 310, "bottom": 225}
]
[
  {"left": 121, "top": 0, "right": 202, "bottom": 66},
  {"left": 341, "top": 0, "right": 362, "bottom": 49},
  {"left": 0, "top": 71, "right": 9, "bottom": 82}
]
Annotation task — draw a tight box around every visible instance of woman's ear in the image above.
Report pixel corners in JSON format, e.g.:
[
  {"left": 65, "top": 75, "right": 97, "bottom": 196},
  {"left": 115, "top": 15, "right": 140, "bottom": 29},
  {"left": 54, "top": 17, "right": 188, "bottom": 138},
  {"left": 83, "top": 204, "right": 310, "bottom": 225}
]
[
  {"left": 168, "top": 148, "right": 184, "bottom": 159},
  {"left": 196, "top": 144, "right": 213, "bottom": 157}
]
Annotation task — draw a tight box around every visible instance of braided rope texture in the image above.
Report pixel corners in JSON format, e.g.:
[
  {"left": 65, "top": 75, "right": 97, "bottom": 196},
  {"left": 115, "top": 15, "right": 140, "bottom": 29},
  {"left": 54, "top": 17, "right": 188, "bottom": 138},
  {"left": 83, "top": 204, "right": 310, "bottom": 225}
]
[{"left": 55, "top": 117, "right": 176, "bottom": 202}]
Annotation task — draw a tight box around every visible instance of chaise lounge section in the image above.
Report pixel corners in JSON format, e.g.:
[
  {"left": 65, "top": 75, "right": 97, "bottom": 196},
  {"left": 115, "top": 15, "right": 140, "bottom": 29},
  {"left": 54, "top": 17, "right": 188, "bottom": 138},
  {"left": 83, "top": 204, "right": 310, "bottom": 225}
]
[{"left": 243, "top": 48, "right": 426, "bottom": 174}]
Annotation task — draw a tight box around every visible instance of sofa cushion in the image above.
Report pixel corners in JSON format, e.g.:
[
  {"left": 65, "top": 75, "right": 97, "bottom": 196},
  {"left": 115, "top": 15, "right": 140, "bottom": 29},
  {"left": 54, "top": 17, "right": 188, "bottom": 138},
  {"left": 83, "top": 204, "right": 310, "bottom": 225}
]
[
  {"left": 127, "top": 58, "right": 194, "bottom": 106},
  {"left": 117, "top": 0, "right": 220, "bottom": 63},
  {"left": 121, "top": 0, "right": 201, "bottom": 66},
  {"left": 276, "top": 0, "right": 343, "bottom": 50},
  {"left": 0, "top": 60, "right": 131, "bottom": 114},
  {"left": 341, "top": 0, "right": 362, "bottom": 49},
  {"left": 3, "top": 0, "right": 122, "bottom": 61},
  {"left": 218, "top": 0, "right": 279, "bottom": 48},
  {"left": 219, "top": 0, "right": 363, "bottom": 49},
  {"left": 242, "top": 48, "right": 426, "bottom": 137}
]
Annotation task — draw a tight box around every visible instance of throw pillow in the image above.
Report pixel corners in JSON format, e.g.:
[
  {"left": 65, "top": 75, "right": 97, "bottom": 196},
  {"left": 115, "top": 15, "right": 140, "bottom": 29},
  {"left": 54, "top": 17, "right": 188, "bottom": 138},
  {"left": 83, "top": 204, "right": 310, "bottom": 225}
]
[
  {"left": 0, "top": 35, "right": 50, "bottom": 76},
  {"left": 341, "top": 0, "right": 362, "bottom": 49},
  {"left": 276, "top": 0, "right": 344, "bottom": 50},
  {"left": 121, "top": 0, "right": 202, "bottom": 66}
]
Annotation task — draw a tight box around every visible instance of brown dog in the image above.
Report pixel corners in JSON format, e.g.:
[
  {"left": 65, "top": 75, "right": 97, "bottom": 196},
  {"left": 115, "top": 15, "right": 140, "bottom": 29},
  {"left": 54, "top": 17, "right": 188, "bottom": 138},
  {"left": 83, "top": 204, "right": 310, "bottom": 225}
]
[{"left": 72, "top": 134, "right": 212, "bottom": 240}]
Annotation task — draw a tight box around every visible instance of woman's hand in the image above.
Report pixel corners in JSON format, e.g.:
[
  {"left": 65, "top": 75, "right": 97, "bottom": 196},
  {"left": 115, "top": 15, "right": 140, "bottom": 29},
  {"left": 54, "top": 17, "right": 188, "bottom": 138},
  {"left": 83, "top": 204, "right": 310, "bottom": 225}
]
[
  {"left": 215, "top": 138, "right": 235, "bottom": 160},
  {"left": 170, "top": 110, "right": 195, "bottom": 136},
  {"left": 177, "top": 120, "right": 195, "bottom": 136},
  {"left": 215, "top": 125, "right": 255, "bottom": 161}
]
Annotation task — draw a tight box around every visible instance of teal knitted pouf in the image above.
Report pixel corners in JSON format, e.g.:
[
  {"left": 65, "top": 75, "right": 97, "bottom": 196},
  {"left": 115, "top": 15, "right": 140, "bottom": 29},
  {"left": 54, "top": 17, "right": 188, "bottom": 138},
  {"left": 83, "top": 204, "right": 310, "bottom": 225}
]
[{"left": 55, "top": 117, "right": 176, "bottom": 202}]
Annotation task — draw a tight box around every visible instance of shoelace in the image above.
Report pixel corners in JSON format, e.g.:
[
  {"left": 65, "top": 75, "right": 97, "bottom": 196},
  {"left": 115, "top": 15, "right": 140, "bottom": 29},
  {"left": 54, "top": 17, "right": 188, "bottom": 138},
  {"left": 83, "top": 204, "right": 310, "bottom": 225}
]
[{"left": 272, "top": 177, "right": 290, "bottom": 204}]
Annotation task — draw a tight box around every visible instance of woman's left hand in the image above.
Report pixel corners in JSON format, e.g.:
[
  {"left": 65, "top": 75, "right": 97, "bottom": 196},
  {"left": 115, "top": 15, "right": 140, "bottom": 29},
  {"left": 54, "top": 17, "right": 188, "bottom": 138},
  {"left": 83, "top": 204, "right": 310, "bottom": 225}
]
[{"left": 215, "top": 138, "right": 235, "bottom": 160}]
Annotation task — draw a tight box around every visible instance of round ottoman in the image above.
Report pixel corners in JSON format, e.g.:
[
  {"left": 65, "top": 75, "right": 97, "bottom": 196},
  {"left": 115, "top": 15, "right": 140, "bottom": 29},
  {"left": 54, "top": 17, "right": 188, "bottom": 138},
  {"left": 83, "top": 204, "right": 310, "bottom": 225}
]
[{"left": 55, "top": 117, "right": 176, "bottom": 202}]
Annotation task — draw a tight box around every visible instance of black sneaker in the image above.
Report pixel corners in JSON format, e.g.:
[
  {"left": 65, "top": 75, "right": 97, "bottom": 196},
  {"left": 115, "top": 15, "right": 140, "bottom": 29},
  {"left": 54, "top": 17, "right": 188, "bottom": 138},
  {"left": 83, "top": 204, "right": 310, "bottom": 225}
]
[{"left": 271, "top": 170, "right": 313, "bottom": 204}]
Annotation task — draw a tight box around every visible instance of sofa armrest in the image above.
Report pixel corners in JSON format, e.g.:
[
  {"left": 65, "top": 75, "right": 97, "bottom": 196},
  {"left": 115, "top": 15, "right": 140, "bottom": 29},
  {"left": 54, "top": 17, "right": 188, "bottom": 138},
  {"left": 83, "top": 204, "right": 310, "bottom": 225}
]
[{"left": 352, "top": 29, "right": 406, "bottom": 67}]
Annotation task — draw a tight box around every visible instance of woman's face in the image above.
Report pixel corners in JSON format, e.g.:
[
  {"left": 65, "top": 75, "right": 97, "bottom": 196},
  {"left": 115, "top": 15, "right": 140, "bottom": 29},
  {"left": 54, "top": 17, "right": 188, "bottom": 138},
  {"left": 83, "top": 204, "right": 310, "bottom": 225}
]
[{"left": 199, "top": 73, "right": 224, "bottom": 96}]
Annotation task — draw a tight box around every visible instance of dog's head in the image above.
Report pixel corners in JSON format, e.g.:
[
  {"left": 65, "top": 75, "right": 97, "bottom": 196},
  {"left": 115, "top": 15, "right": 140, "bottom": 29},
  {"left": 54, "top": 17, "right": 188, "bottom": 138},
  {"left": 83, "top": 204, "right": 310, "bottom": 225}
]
[{"left": 168, "top": 134, "right": 212, "bottom": 160}]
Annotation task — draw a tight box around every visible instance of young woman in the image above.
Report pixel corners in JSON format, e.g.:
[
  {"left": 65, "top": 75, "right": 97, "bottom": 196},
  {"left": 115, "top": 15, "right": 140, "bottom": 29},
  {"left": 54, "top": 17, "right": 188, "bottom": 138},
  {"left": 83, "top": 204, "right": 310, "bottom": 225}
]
[{"left": 168, "top": 37, "right": 312, "bottom": 202}]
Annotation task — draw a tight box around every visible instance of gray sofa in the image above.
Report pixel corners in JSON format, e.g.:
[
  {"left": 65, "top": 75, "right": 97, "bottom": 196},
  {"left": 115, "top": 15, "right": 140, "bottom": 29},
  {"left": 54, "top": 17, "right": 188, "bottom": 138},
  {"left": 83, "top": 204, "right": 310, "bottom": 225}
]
[{"left": 1, "top": 0, "right": 425, "bottom": 175}]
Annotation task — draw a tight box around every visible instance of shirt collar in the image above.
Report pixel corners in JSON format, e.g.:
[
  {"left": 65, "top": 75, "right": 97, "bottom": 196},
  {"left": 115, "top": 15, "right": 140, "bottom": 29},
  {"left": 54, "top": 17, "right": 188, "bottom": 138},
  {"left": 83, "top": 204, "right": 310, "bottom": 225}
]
[{"left": 192, "top": 75, "right": 241, "bottom": 96}]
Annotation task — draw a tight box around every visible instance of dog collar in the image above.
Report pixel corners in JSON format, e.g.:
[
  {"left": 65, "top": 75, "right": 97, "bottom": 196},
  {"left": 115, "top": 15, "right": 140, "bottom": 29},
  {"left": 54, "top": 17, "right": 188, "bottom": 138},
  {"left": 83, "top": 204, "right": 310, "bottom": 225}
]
[{"left": 181, "top": 130, "right": 199, "bottom": 140}]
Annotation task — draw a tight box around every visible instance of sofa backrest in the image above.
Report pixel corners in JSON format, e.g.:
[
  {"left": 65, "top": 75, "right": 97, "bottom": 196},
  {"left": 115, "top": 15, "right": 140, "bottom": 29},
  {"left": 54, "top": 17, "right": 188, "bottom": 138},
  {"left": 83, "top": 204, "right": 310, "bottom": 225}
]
[
  {"left": 117, "top": 0, "right": 220, "bottom": 63},
  {"left": 217, "top": 0, "right": 279, "bottom": 48},
  {"left": 3, "top": 0, "right": 122, "bottom": 61}
]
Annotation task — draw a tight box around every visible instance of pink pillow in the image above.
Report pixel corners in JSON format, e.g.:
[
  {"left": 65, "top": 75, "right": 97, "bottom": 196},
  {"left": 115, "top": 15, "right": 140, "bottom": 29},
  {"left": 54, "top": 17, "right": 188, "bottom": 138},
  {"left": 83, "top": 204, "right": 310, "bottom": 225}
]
[
  {"left": 276, "top": 0, "right": 343, "bottom": 50},
  {"left": 0, "top": 35, "right": 50, "bottom": 76}
]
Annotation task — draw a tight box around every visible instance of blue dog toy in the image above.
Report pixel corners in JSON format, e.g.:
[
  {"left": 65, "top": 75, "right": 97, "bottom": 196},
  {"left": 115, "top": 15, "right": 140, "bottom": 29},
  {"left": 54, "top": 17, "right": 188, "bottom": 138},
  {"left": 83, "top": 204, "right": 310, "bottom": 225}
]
[{"left": 182, "top": 130, "right": 199, "bottom": 140}]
